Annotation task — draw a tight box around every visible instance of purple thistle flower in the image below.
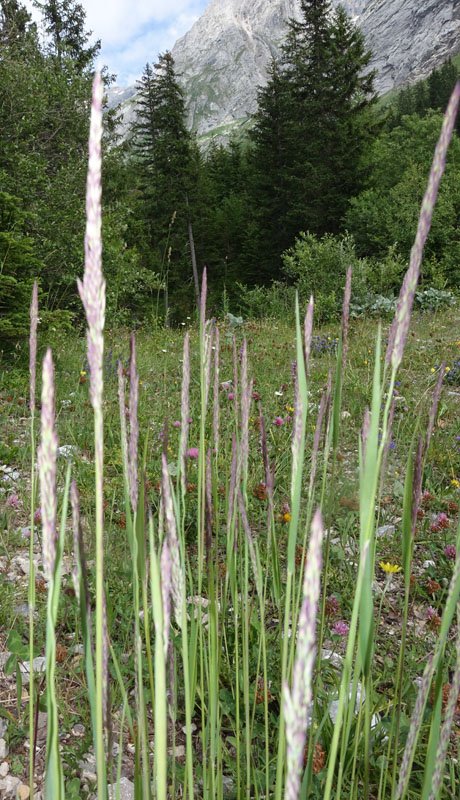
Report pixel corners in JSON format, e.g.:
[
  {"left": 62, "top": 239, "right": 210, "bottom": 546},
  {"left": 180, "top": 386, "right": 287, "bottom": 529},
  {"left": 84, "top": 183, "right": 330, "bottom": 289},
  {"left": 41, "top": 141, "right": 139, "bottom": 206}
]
[
  {"left": 274, "top": 416, "right": 285, "bottom": 427},
  {"left": 284, "top": 509, "right": 324, "bottom": 800},
  {"left": 186, "top": 447, "right": 199, "bottom": 459},
  {"left": 6, "top": 494, "right": 20, "bottom": 509},
  {"left": 227, "top": 392, "right": 235, "bottom": 401},
  {"left": 444, "top": 544, "right": 456, "bottom": 561},
  {"left": 77, "top": 72, "right": 105, "bottom": 411},
  {"left": 29, "top": 280, "right": 38, "bottom": 415},
  {"left": 387, "top": 82, "right": 460, "bottom": 371},
  {"left": 332, "top": 620, "right": 349, "bottom": 637},
  {"left": 304, "top": 296, "right": 314, "bottom": 374},
  {"left": 179, "top": 332, "right": 191, "bottom": 497},
  {"left": 38, "top": 349, "right": 58, "bottom": 581},
  {"left": 172, "top": 420, "right": 181, "bottom": 428},
  {"left": 128, "top": 334, "right": 139, "bottom": 512}
]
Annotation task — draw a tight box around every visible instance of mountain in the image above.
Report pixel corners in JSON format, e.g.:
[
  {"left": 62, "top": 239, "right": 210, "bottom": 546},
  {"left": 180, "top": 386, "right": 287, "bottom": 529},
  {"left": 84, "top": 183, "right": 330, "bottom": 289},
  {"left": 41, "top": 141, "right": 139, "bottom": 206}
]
[{"left": 108, "top": 0, "right": 460, "bottom": 142}]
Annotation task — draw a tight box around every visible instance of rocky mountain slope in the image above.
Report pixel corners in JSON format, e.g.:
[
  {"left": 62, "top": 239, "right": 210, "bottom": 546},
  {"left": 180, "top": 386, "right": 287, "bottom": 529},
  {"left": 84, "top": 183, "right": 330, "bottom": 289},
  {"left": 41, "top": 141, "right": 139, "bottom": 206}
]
[{"left": 108, "top": 0, "right": 460, "bottom": 142}]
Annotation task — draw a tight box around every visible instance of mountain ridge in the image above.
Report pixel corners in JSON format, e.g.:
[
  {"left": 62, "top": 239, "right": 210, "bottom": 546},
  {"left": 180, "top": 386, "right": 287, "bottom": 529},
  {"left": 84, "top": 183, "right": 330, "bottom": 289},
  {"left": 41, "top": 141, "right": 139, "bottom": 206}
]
[{"left": 107, "top": 0, "right": 460, "bottom": 142}]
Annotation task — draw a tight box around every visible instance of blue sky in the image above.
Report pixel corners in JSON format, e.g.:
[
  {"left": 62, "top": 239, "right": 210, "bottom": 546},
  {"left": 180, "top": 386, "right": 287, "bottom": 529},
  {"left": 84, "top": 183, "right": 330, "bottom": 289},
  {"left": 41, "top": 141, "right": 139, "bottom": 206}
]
[{"left": 25, "top": 0, "right": 210, "bottom": 86}]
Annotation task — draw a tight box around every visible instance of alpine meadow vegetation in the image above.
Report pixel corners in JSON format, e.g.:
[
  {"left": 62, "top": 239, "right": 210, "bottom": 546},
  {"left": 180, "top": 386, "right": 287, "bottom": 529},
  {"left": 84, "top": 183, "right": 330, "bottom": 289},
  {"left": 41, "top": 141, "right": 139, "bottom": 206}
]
[
  {"left": 0, "top": 72, "right": 459, "bottom": 800},
  {"left": 1, "top": 1, "right": 460, "bottom": 799}
]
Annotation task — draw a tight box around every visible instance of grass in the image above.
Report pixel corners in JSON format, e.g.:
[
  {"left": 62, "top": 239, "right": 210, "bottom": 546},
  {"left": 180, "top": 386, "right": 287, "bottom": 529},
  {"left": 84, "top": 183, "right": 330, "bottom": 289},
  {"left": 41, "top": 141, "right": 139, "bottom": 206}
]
[
  {"left": 1, "top": 306, "right": 460, "bottom": 798},
  {"left": 0, "top": 78, "right": 460, "bottom": 800}
]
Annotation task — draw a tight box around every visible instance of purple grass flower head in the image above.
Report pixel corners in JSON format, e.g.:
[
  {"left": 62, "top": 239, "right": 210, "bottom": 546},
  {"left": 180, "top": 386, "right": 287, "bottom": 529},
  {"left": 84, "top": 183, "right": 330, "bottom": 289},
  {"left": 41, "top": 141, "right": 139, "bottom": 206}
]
[
  {"left": 388, "top": 82, "right": 460, "bottom": 372},
  {"left": 284, "top": 509, "right": 323, "bottom": 800},
  {"left": 226, "top": 436, "right": 240, "bottom": 540},
  {"left": 160, "top": 537, "right": 172, "bottom": 657},
  {"left": 179, "top": 332, "right": 191, "bottom": 497},
  {"left": 396, "top": 654, "right": 435, "bottom": 799},
  {"left": 161, "top": 454, "right": 184, "bottom": 627},
  {"left": 411, "top": 436, "right": 424, "bottom": 534},
  {"left": 232, "top": 336, "right": 239, "bottom": 406},
  {"left": 304, "top": 296, "right": 314, "bottom": 373},
  {"left": 429, "top": 620, "right": 460, "bottom": 800},
  {"left": 204, "top": 319, "right": 214, "bottom": 407},
  {"left": 309, "top": 382, "right": 329, "bottom": 495},
  {"left": 200, "top": 267, "right": 207, "bottom": 326},
  {"left": 213, "top": 326, "right": 220, "bottom": 456},
  {"left": 187, "top": 447, "right": 199, "bottom": 459},
  {"left": 274, "top": 416, "right": 284, "bottom": 427},
  {"left": 29, "top": 280, "right": 38, "bottom": 415},
  {"left": 238, "top": 491, "right": 262, "bottom": 595},
  {"left": 128, "top": 334, "right": 139, "bottom": 512},
  {"left": 240, "top": 339, "right": 252, "bottom": 484},
  {"left": 77, "top": 72, "right": 105, "bottom": 411},
  {"left": 425, "top": 363, "right": 444, "bottom": 452},
  {"left": 361, "top": 406, "right": 370, "bottom": 464},
  {"left": 117, "top": 360, "right": 129, "bottom": 468},
  {"left": 444, "top": 544, "right": 456, "bottom": 561},
  {"left": 38, "top": 349, "right": 58, "bottom": 581},
  {"left": 332, "top": 620, "right": 349, "bottom": 637},
  {"left": 6, "top": 494, "right": 20, "bottom": 509},
  {"left": 205, "top": 448, "right": 213, "bottom": 562},
  {"left": 70, "top": 480, "right": 81, "bottom": 603}
]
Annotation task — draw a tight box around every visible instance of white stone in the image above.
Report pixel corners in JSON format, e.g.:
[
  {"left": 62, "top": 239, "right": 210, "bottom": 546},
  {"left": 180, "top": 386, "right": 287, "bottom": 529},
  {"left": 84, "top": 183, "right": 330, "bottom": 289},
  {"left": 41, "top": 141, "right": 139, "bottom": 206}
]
[
  {"left": 19, "top": 657, "right": 46, "bottom": 685},
  {"left": 0, "top": 739, "right": 8, "bottom": 759},
  {"left": 0, "top": 761, "right": 9, "bottom": 777},
  {"left": 423, "top": 560, "right": 436, "bottom": 570},
  {"left": 108, "top": 777, "right": 135, "bottom": 800},
  {"left": 16, "top": 784, "right": 31, "bottom": 799},
  {"left": 0, "top": 774, "right": 20, "bottom": 797},
  {"left": 377, "top": 524, "right": 396, "bottom": 538}
]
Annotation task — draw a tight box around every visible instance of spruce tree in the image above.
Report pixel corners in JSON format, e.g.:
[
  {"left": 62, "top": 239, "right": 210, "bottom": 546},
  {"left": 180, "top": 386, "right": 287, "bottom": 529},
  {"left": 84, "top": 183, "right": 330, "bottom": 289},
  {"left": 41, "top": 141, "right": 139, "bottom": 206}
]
[
  {"left": 130, "top": 52, "right": 197, "bottom": 319},
  {"left": 249, "top": 0, "right": 376, "bottom": 282},
  {"left": 36, "top": 0, "right": 100, "bottom": 71}
]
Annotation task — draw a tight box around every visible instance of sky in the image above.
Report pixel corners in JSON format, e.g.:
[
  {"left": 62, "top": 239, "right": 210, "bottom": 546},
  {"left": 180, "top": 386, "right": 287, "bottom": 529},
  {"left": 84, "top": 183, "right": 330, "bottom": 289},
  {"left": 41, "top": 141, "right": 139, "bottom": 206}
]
[{"left": 24, "top": 0, "right": 210, "bottom": 86}]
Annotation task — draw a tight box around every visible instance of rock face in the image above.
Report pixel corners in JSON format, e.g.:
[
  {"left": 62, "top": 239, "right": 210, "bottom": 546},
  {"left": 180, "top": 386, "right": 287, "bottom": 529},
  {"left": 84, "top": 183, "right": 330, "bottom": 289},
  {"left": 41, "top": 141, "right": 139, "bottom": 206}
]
[{"left": 109, "top": 0, "right": 460, "bottom": 141}]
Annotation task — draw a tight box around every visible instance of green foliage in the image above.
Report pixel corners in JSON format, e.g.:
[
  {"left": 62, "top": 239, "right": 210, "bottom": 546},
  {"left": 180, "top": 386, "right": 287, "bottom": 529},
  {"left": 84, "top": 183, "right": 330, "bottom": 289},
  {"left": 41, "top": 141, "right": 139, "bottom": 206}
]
[
  {"left": 346, "top": 112, "right": 460, "bottom": 287},
  {"left": 128, "top": 52, "right": 198, "bottom": 320},
  {"left": 236, "top": 280, "right": 297, "bottom": 321},
  {"left": 0, "top": 190, "right": 40, "bottom": 352},
  {"left": 247, "top": 0, "right": 377, "bottom": 281},
  {"left": 282, "top": 232, "right": 369, "bottom": 321}
]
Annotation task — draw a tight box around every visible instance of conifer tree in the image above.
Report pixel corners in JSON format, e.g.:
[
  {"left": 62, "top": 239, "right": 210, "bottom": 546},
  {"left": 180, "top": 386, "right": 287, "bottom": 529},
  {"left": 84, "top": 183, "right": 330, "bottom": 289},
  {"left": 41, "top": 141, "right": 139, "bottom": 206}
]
[
  {"left": 249, "top": 0, "right": 376, "bottom": 282},
  {"left": 130, "top": 52, "right": 198, "bottom": 319}
]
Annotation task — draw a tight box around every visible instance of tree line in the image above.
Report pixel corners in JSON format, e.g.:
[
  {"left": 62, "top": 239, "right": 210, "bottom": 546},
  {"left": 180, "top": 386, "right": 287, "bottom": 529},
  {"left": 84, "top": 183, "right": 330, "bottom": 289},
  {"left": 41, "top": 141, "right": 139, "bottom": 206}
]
[{"left": 1, "top": 0, "right": 459, "bottom": 351}]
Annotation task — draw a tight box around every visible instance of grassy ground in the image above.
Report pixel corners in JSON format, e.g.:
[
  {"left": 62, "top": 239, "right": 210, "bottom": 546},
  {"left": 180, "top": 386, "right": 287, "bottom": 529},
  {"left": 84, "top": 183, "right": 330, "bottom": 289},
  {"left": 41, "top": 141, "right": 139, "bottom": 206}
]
[{"left": 0, "top": 306, "right": 459, "bottom": 797}]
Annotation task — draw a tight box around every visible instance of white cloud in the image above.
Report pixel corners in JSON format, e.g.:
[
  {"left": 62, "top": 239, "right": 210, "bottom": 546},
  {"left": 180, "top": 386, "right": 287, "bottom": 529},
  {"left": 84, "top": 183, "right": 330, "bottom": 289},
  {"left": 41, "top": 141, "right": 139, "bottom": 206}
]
[{"left": 24, "top": 0, "right": 208, "bottom": 84}]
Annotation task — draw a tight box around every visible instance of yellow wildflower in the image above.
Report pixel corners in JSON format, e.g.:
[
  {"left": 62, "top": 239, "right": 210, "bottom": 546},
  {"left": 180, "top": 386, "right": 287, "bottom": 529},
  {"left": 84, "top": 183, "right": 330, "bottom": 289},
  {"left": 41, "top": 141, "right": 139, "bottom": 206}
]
[
  {"left": 451, "top": 478, "right": 460, "bottom": 489},
  {"left": 379, "top": 561, "right": 402, "bottom": 574},
  {"left": 282, "top": 512, "right": 292, "bottom": 524}
]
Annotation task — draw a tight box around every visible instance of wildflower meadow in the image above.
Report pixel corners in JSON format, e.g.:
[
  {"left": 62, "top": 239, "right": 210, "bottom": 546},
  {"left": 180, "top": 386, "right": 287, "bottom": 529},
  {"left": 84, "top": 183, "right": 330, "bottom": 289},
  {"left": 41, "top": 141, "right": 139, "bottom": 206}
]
[{"left": 0, "top": 76, "right": 460, "bottom": 800}]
